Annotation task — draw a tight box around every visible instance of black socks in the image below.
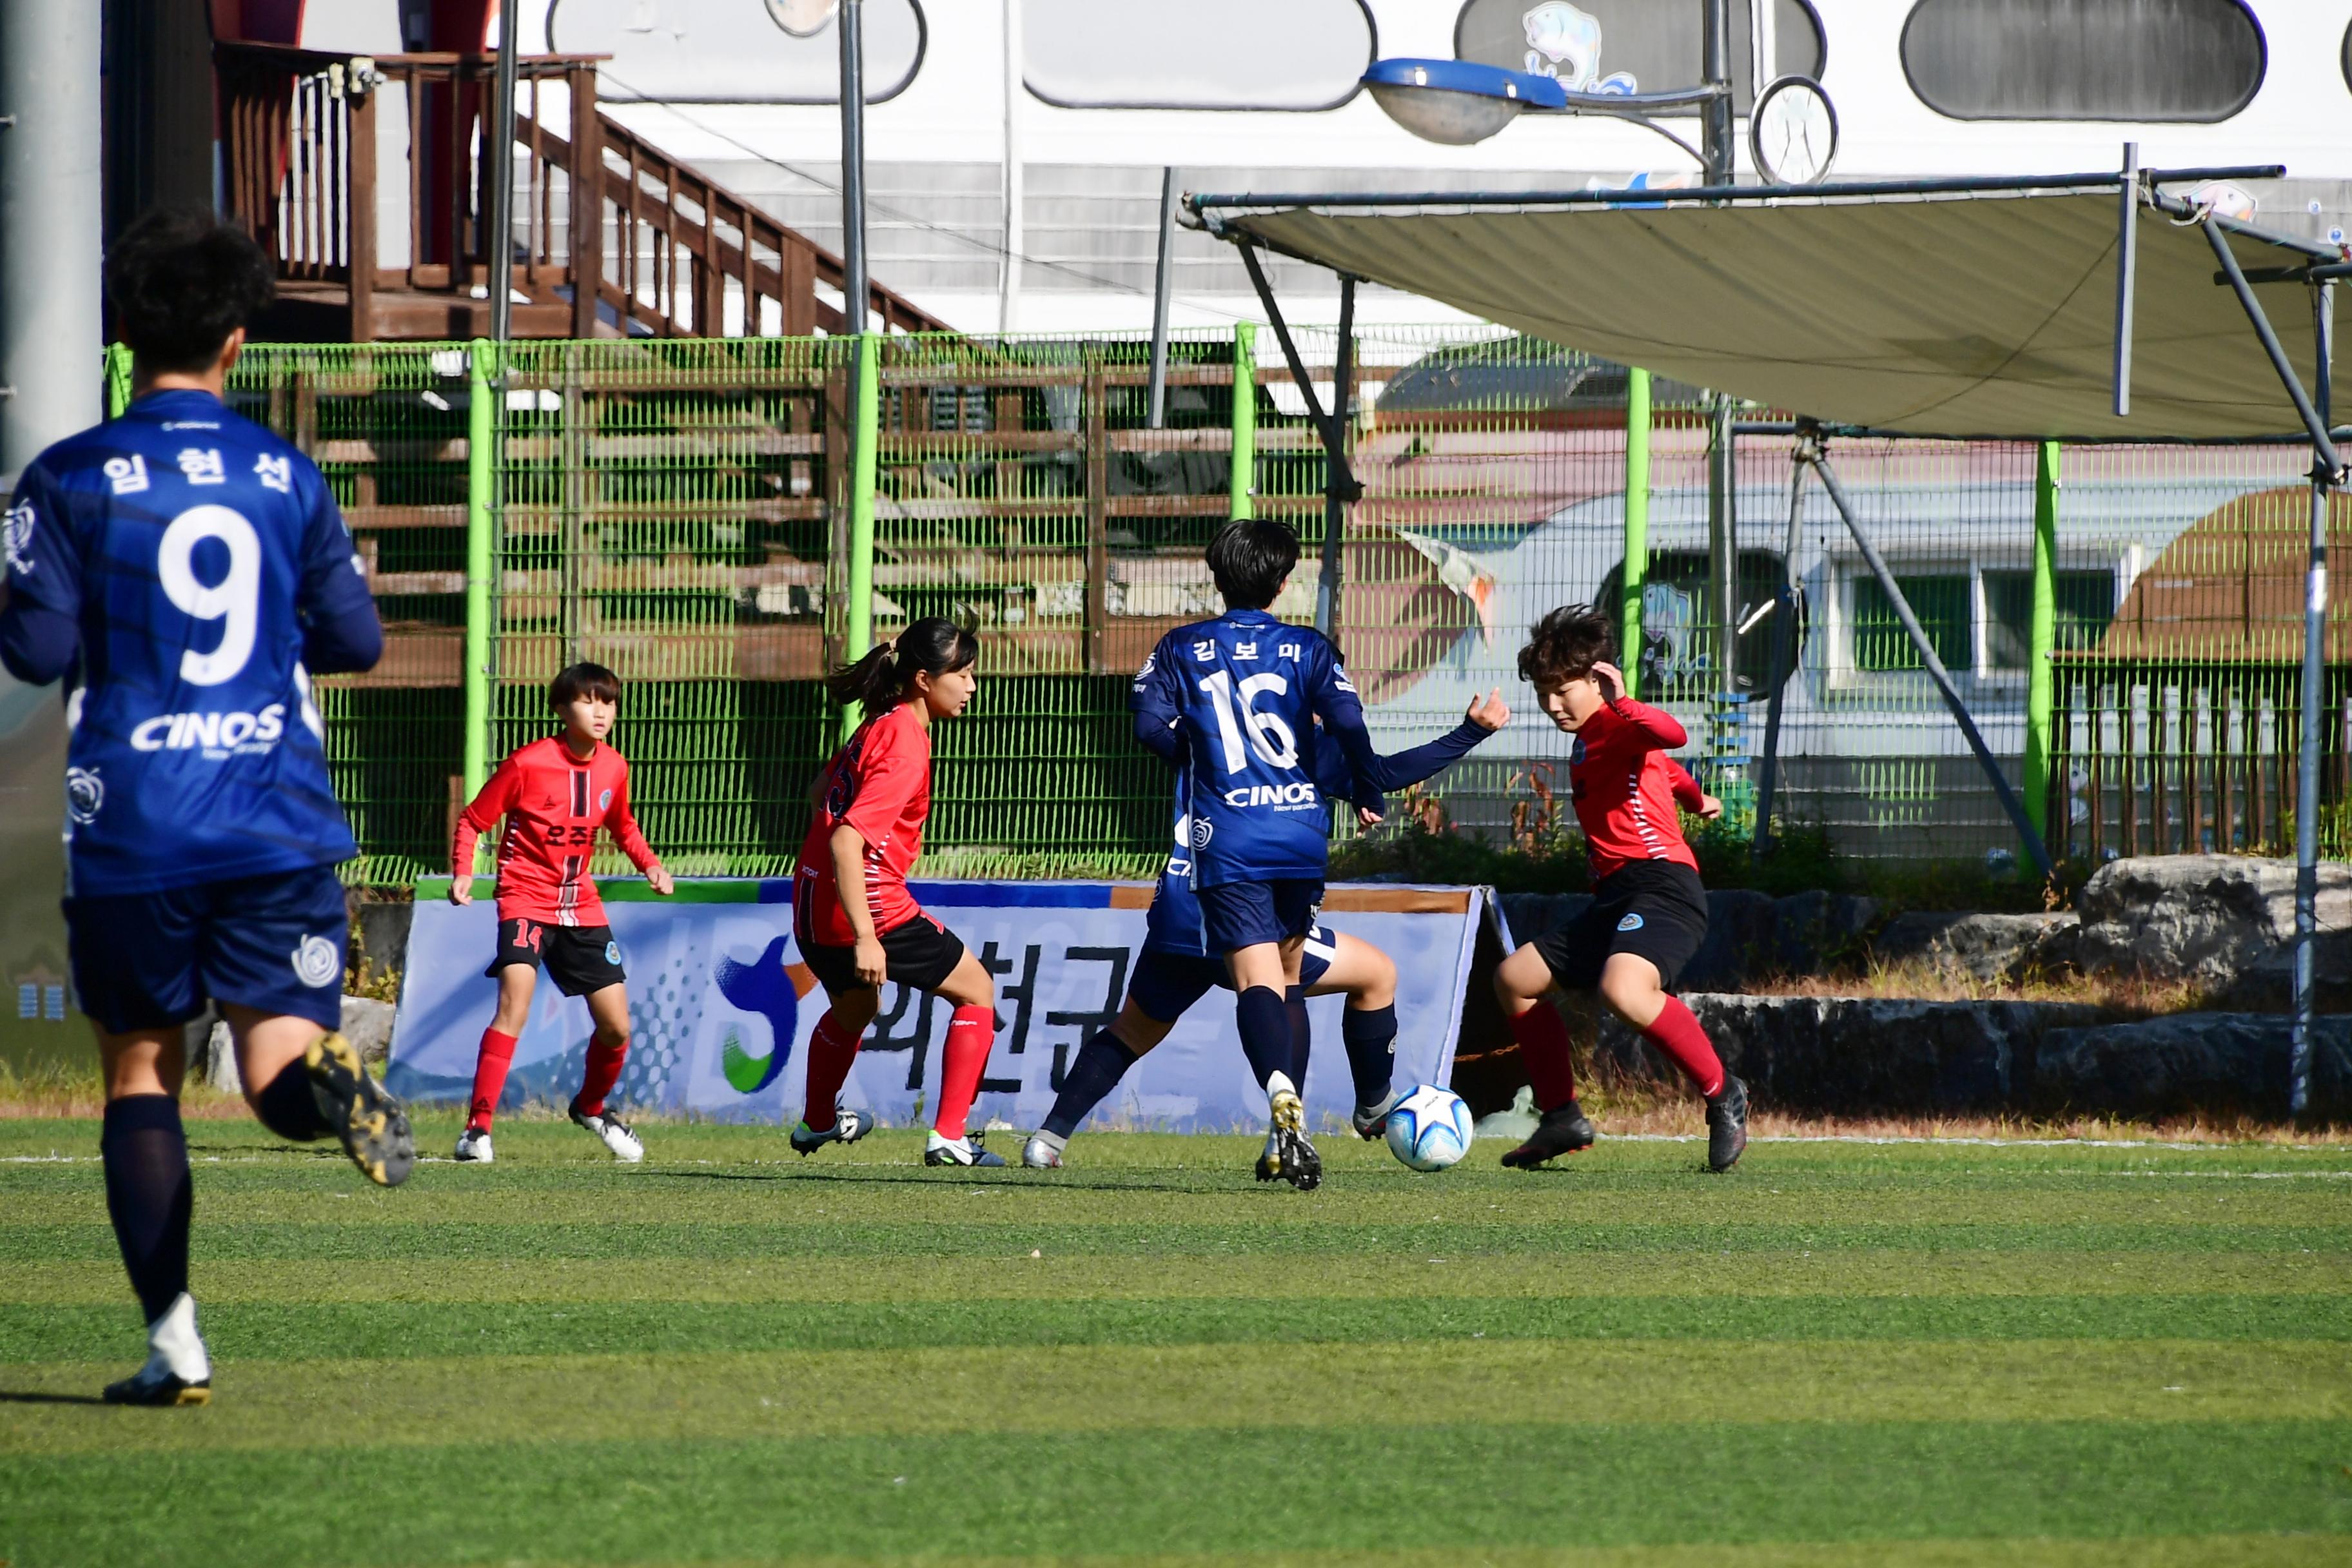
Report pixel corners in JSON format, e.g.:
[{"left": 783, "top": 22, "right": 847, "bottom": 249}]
[
  {"left": 1235, "top": 985, "right": 1293, "bottom": 1092},
  {"left": 1285, "top": 985, "right": 1311, "bottom": 1091},
  {"left": 1342, "top": 1003, "right": 1399, "bottom": 1111},
  {"left": 1042, "top": 1027, "right": 1142, "bottom": 1139},
  {"left": 101, "top": 1095, "right": 192, "bottom": 1324}
]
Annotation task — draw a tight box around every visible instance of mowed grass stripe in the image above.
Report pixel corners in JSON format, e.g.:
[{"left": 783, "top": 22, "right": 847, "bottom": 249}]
[
  {"left": 8, "top": 1293, "right": 2351, "bottom": 1365},
  {"left": 8, "top": 1219, "right": 2348, "bottom": 1264},
  {"left": 4, "top": 1340, "right": 2346, "bottom": 1455},
  {"left": 8, "top": 1250, "right": 2348, "bottom": 1305},
  {"left": 3, "top": 1422, "right": 2347, "bottom": 1565}
]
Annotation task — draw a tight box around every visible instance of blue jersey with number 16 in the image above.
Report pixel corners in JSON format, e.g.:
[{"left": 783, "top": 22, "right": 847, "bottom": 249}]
[
  {"left": 0, "top": 389, "right": 378, "bottom": 897},
  {"left": 1130, "top": 606, "right": 1377, "bottom": 888}
]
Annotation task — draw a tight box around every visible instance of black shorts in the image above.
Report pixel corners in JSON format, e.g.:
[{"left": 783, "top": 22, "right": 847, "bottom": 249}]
[
  {"left": 1531, "top": 861, "right": 1709, "bottom": 992},
  {"left": 64, "top": 864, "right": 350, "bottom": 1035},
  {"left": 487, "top": 917, "right": 627, "bottom": 997},
  {"left": 1196, "top": 877, "right": 1325, "bottom": 955},
  {"left": 801, "top": 913, "right": 966, "bottom": 997}
]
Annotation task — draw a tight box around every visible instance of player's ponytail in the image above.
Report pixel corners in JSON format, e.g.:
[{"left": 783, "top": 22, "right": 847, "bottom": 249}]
[{"left": 825, "top": 616, "right": 979, "bottom": 712}]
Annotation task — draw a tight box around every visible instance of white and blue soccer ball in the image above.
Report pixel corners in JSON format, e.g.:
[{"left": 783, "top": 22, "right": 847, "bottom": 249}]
[{"left": 1384, "top": 1084, "right": 1475, "bottom": 1172}]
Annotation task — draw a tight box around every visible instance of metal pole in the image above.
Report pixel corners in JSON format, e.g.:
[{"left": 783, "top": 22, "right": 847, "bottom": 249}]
[
  {"left": 997, "top": 0, "right": 1021, "bottom": 334},
  {"left": 1620, "top": 366, "right": 1651, "bottom": 693},
  {"left": 841, "top": 330, "right": 880, "bottom": 742},
  {"left": 1316, "top": 275, "right": 1354, "bottom": 638},
  {"left": 1146, "top": 166, "right": 1177, "bottom": 428},
  {"left": 838, "top": 0, "right": 868, "bottom": 336},
  {"left": 1235, "top": 242, "right": 1359, "bottom": 553},
  {"left": 2292, "top": 280, "right": 2333, "bottom": 1120},
  {"left": 1708, "top": 393, "right": 1737, "bottom": 693},
  {"left": 485, "top": 0, "right": 520, "bottom": 345},
  {"left": 1753, "top": 429, "right": 1812, "bottom": 858},
  {"left": 1229, "top": 320, "right": 1256, "bottom": 519},
  {"left": 2205, "top": 220, "right": 2345, "bottom": 473},
  {"left": 1808, "top": 448, "right": 2055, "bottom": 879},
  {"left": 2113, "top": 142, "right": 2137, "bottom": 418},
  {"left": 2024, "top": 439, "right": 2061, "bottom": 842},
  {"left": 463, "top": 339, "right": 496, "bottom": 812},
  {"left": 1700, "top": 0, "right": 1733, "bottom": 185},
  {"left": 0, "top": 0, "right": 101, "bottom": 479}
]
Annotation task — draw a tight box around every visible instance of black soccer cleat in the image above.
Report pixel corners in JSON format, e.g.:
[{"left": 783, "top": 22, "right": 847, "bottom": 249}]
[
  {"left": 305, "top": 1031, "right": 415, "bottom": 1188},
  {"left": 1256, "top": 1083, "right": 1321, "bottom": 1191},
  {"left": 791, "top": 1107, "right": 871, "bottom": 1157},
  {"left": 1499, "top": 1099, "right": 1598, "bottom": 1168},
  {"left": 103, "top": 1361, "right": 210, "bottom": 1407},
  {"left": 1705, "top": 1074, "right": 1749, "bottom": 1173}
]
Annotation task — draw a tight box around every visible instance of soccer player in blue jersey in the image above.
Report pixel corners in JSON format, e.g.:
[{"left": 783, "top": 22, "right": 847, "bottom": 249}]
[
  {"left": 0, "top": 210, "right": 412, "bottom": 1406},
  {"left": 1021, "top": 687, "right": 1507, "bottom": 1178},
  {"left": 1121, "top": 517, "right": 1388, "bottom": 1186}
]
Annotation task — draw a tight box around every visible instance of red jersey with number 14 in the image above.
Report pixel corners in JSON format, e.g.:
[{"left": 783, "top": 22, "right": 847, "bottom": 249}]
[
  {"left": 451, "top": 737, "right": 658, "bottom": 924},
  {"left": 794, "top": 701, "right": 931, "bottom": 948},
  {"left": 1567, "top": 696, "right": 1705, "bottom": 880}
]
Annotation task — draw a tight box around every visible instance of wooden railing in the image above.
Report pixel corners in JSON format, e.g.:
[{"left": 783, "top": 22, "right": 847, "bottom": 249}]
[{"left": 215, "top": 41, "right": 952, "bottom": 341}]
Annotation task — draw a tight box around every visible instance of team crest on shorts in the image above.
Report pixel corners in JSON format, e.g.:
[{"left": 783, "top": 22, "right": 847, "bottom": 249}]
[
  {"left": 1616, "top": 912, "right": 1645, "bottom": 932},
  {"left": 64, "top": 767, "right": 103, "bottom": 824},
  {"left": 1191, "top": 818, "right": 1213, "bottom": 848},
  {"left": 291, "top": 934, "right": 340, "bottom": 988},
  {"left": 604, "top": 940, "right": 622, "bottom": 965}
]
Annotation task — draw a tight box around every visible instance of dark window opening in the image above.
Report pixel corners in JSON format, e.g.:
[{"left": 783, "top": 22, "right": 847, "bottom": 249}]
[
  {"left": 1983, "top": 569, "right": 2116, "bottom": 668},
  {"left": 1854, "top": 573, "right": 1970, "bottom": 673},
  {"left": 1900, "top": 0, "right": 2264, "bottom": 123}
]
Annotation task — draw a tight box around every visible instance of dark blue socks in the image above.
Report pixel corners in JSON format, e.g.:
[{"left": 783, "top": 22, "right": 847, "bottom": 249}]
[
  {"left": 101, "top": 1094, "right": 191, "bottom": 1324},
  {"left": 1043, "top": 1028, "right": 1142, "bottom": 1139},
  {"left": 1235, "top": 985, "right": 1293, "bottom": 1092},
  {"left": 1286, "top": 985, "right": 1311, "bottom": 1091},
  {"left": 1342, "top": 1003, "right": 1399, "bottom": 1111},
  {"left": 252, "top": 1056, "right": 333, "bottom": 1142}
]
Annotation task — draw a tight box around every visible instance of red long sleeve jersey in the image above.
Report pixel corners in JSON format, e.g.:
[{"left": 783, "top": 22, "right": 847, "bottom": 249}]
[
  {"left": 794, "top": 702, "right": 932, "bottom": 948},
  {"left": 1566, "top": 697, "right": 1706, "bottom": 880},
  {"left": 451, "top": 737, "right": 658, "bottom": 925}
]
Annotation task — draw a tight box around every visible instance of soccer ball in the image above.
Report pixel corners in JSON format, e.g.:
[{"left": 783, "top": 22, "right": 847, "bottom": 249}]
[{"left": 1384, "top": 1084, "right": 1475, "bottom": 1172}]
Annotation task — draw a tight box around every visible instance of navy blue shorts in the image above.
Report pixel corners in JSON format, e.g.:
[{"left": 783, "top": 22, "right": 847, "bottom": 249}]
[
  {"left": 1195, "top": 877, "right": 1324, "bottom": 956},
  {"left": 64, "top": 864, "right": 349, "bottom": 1035},
  {"left": 1129, "top": 924, "right": 1338, "bottom": 1023}
]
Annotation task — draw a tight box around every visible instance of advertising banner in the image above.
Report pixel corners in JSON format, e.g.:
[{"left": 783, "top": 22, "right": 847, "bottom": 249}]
[{"left": 387, "top": 881, "right": 1489, "bottom": 1135}]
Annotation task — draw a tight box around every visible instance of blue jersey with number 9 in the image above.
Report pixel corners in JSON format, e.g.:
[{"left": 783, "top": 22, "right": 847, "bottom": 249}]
[
  {"left": 1, "top": 389, "right": 375, "bottom": 896},
  {"left": 1130, "top": 606, "right": 1374, "bottom": 888}
]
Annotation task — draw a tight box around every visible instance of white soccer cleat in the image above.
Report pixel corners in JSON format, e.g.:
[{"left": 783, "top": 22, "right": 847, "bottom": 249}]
[
  {"left": 571, "top": 1104, "right": 645, "bottom": 1162},
  {"left": 104, "top": 1291, "right": 211, "bottom": 1406},
  {"left": 1021, "top": 1132, "right": 1066, "bottom": 1169},
  {"left": 453, "top": 1128, "right": 494, "bottom": 1164},
  {"left": 924, "top": 1130, "right": 1008, "bottom": 1168}
]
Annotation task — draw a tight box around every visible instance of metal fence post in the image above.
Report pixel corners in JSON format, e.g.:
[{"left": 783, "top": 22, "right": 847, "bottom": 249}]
[
  {"left": 1620, "top": 366, "right": 1652, "bottom": 692},
  {"left": 104, "top": 343, "right": 132, "bottom": 418},
  {"left": 841, "top": 330, "right": 881, "bottom": 741},
  {"left": 462, "top": 339, "right": 496, "bottom": 819},
  {"left": 1229, "top": 320, "right": 1256, "bottom": 520},
  {"left": 2024, "top": 439, "right": 2061, "bottom": 845}
]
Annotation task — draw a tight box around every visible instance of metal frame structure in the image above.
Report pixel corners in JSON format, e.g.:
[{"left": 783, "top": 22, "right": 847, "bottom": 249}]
[{"left": 1191, "top": 161, "right": 2349, "bottom": 1116}]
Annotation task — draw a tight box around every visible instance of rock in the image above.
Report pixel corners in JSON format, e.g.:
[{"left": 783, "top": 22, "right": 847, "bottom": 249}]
[
  {"left": 1679, "top": 890, "right": 1777, "bottom": 990},
  {"left": 1599, "top": 994, "right": 2106, "bottom": 1114},
  {"left": 2073, "top": 857, "right": 2352, "bottom": 991},
  {"left": 1874, "top": 911, "right": 2078, "bottom": 983},
  {"left": 340, "top": 995, "right": 397, "bottom": 1065},
  {"left": 176, "top": 994, "right": 397, "bottom": 1096},
  {"left": 1770, "top": 891, "right": 1879, "bottom": 974},
  {"left": 354, "top": 900, "right": 415, "bottom": 977},
  {"left": 2038, "top": 1012, "right": 2352, "bottom": 1119}
]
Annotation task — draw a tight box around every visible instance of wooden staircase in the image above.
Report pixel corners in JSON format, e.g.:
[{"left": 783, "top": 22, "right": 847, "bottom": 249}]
[{"left": 217, "top": 41, "right": 951, "bottom": 343}]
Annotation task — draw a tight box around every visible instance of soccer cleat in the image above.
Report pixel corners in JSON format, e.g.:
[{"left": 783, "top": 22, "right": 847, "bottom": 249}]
[
  {"left": 1500, "top": 1099, "right": 1598, "bottom": 1168},
  {"left": 1351, "top": 1089, "right": 1404, "bottom": 1141},
  {"left": 924, "top": 1130, "right": 1007, "bottom": 1168},
  {"left": 571, "top": 1102, "right": 645, "bottom": 1162},
  {"left": 104, "top": 1292, "right": 210, "bottom": 1407},
  {"left": 790, "top": 1107, "right": 870, "bottom": 1157},
  {"left": 1263, "top": 1077, "right": 1322, "bottom": 1191},
  {"left": 304, "top": 1031, "right": 415, "bottom": 1187},
  {"left": 1253, "top": 1128, "right": 1282, "bottom": 1182},
  {"left": 453, "top": 1128, "right": 494, "bottom": 1164},
  {"left": 1021, "top": 1132, "right": 1066, "bottom": 1169},
  {"left": 1705, "top": 1074, "right": 1750, "bottom": 1173}
]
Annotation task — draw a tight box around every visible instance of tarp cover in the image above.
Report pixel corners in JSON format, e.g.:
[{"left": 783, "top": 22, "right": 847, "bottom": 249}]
[{"left": 1220, "top": 189, "right": 2346, "bottom": 440}]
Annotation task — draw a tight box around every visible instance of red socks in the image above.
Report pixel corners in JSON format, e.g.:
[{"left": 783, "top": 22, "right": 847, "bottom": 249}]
[
  {"left": 1641, "top": 996, "right": 1726, "bottom": 1099},
  {"left": 1508, "top": 1003, "right": 1578, "bottom": 1112},
  {"left": 934, "top": 1004, "right": 995, "bottom": 1141},
  {"left": 467, "top": 1029, "right": 519, "bottom": 1133},
  {"left": 575, "top": 1035, "right": 627, "bottom": 1119},
  {"left": 801, "top": 1010, "right": 861, "bottom": 1131}
]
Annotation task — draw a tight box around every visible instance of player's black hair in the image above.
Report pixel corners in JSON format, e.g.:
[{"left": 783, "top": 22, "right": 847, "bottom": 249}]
[
  {"left": 550, "top": 662, "right": 623, "bottom": 709},
  {"left": 826, "top": 616, "right": 979, "bottom": 712},
  {"left": 1205, "top": 517, "right": 1299, "bottom": 611},
  {"left": 105, "top": 208, "right": 277, "bottom": 373},
  {"left": 1518, "top": 603, "right": 1614, "bottom": 692}
]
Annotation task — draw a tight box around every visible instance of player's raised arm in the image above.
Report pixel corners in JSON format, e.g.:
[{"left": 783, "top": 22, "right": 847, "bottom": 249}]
[
  {"left": 0, "top": 466, "right": 83, "bottom": 686},
  {"left": 1589, "top": 660, "right": 1688, "bottom": 752}
]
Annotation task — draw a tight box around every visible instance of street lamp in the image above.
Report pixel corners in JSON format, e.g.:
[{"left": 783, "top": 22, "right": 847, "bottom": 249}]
[{"left": 1361, "top": 57, "right": 1730, "bottom": 173}]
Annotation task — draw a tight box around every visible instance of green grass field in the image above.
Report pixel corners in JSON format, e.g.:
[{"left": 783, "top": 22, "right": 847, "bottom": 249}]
[{"left": 3, "top": 1115, "right": 2349, "bottom": 1567}]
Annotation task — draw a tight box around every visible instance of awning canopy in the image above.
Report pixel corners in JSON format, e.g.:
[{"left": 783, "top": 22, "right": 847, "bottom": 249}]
[{"left": 1199, "top": 182, "right": 2348, "bottom": 442}]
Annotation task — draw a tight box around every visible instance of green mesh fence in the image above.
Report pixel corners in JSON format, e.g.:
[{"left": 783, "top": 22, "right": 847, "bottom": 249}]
[{"left": 227, "top": 329, "right": 2345, "bottom": 883}]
